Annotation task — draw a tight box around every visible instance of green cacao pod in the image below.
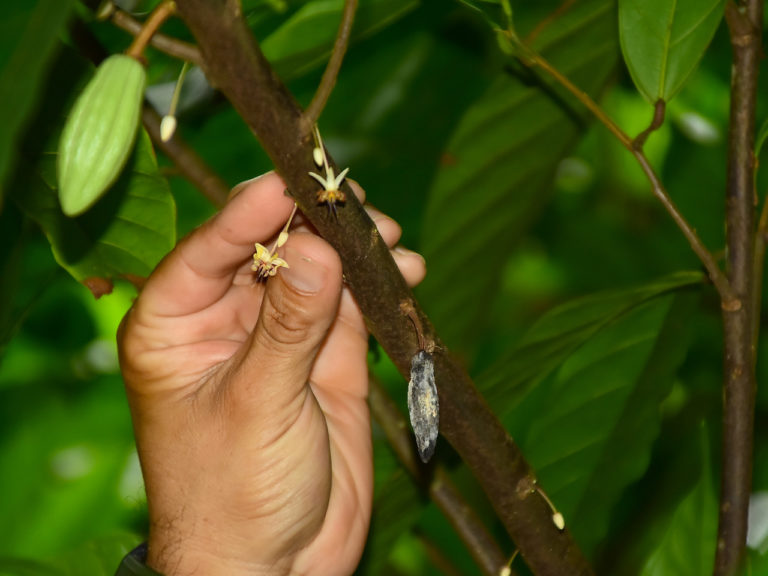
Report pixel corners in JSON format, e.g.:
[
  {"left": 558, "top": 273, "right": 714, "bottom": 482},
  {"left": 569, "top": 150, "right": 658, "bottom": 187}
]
[{"left": 57, "top": 54, "right": 146, "bottom": 217}]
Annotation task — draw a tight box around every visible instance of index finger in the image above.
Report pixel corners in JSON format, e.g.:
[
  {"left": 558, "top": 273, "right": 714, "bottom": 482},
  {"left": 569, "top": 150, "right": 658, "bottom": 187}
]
[{"left": 137, "top": 172, "right": 294, "bottom": 318}]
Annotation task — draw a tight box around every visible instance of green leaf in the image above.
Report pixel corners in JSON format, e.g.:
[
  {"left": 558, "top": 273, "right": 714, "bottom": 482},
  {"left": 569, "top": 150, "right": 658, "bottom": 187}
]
[
  {"left": 640, "top": 424, "right": 716, "bottom": 576},
  {"left": 618, "top": 0, "right": 727, "bottom": 103},
  {"left": 0, "top": 0, "right": 75, "bottom": 192},
  {"left": 261, "top": 0, "right": 418, "bottom": 78},
  {"left": 479, "top": 273, "right": 701, "bottom": 557},
  {"left": 12, "top": 130, "right": 176, "bottom": 295},
  {"left": 479, "top": 271, "right": 703, "bottom": 417},
  {"left": 418, "top": 0, "right": 618, "bottom": 358}
]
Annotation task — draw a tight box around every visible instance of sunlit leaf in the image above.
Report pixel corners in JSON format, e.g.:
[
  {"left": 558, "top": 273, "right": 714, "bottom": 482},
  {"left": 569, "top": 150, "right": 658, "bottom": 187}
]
[
  {"left": 418, "top": 0, "right": 618, "bottom": 358},
  {"left": 618, "top": 0, "right": 726, "bottom": 103},
  {"left": 0, "top": 558, "right": 61, "bottom": 576},
  {"left": 0, "top": 0, "right": 74, "bottom": 192},
  {"left": 12, "top": 130, "right": 176, "bottom": 295},
  {"left": 640, "top": 424, "right": 716, "bottom": 575}
]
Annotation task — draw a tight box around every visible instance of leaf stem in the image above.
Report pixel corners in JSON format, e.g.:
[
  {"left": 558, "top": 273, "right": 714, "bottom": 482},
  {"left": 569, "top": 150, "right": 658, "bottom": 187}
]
[
  {"left": 125, "top": 0, "right": 178, "bottom": 61},
  {"left": 513, "top": 40, "right": 736, "bottom": 306},
  {"left": 715, "top": 2, "right": 763, "bottom": 574},
  {"left": 633, "top": 99, "right": 666, "bottom": 150},
  {"left": 300, "top": 0, "right": 357, "bottom": 134}
]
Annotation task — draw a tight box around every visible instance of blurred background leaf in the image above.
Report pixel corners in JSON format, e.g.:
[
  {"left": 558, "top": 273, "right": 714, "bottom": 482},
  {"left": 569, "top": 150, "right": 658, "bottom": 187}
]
[{"left": 0, "top": 0, "right": 75, "bottom": 196}]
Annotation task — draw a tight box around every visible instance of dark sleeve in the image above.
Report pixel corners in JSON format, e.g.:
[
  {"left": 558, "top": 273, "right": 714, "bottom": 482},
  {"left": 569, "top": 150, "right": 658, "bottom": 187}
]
[{"left": 115, "top": 543, "right": 164, "bottom": 576}]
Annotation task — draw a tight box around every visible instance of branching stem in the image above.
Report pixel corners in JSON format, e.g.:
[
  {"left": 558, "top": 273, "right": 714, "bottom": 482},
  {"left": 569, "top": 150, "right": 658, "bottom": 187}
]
[
  {"left": 300, "top": 0, "right": 357, "bottom": 134},
  {"left": 512, "top": 39, "right": 736, "bottom": 306},
  {"left": 113, "top": 7, "right": 203, "bottom": 67}
]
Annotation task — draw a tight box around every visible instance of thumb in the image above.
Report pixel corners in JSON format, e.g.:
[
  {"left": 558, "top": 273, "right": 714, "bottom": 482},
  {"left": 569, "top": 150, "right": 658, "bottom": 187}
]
[{"left": 234, "top": 233, "right": 343, "bottom": 409}]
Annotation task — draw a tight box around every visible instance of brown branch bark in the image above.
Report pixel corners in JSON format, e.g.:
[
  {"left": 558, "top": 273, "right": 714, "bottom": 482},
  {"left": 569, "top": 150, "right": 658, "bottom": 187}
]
[
  {"left": 715, "top": 3, "right": 762, "bottom": 575},
  {"left": 173, "top": 1, "right": 593, "bottom": 574},
  {"left": 368, "top": 379, "right": 512, "bottom": 576},
  {"left": 111, "top": 8, "right": 204, "bottom": 67}
]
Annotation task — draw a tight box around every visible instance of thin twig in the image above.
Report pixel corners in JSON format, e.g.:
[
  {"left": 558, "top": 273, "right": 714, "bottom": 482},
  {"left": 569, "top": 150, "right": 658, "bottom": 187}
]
[
  {"left": 513, "top": 40, "right": 736, "bottom": 307},
  {"left": 300, "top": 0, "right": 357, "bottom": 134},
  {"left": 715, "top": 2, "right": 762, "bottom": 574},
  {"left": 112, "top": 8, "right": 203, "bottom": 67},
  {"left": 369, "top": 379, "right": 513, "bottom": 576},
  {"left": 126, "top": 0, "right": 178, "bottom": 60}
]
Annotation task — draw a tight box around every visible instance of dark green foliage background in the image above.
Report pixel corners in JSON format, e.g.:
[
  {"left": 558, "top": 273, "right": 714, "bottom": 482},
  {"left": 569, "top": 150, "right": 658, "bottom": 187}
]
[{"left": 1, "top": 0, "right": 768, "bottom": 574}]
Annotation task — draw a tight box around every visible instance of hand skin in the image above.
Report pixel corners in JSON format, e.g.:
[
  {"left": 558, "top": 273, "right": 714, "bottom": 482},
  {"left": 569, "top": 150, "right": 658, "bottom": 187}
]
[{"left": 117, "top": 172, "right": 426, "bottom": 576}]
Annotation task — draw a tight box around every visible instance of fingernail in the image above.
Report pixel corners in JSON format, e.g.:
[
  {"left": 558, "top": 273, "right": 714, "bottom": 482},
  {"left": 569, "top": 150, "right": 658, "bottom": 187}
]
[
  {"left": 394, "top": 245, "right": 426, "bottom": 265},
  {"left": 281, "top": 247, "right": 326, "bottom": 294}
]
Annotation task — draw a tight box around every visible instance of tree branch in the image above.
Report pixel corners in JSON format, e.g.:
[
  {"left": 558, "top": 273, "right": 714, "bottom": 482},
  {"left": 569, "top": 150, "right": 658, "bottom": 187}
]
[
  {"left": 715, "top": 2, "right": 762, "bottom": 574},
  {"left": 300, "top": 0, "right": 357, "bottom": 134},
  {"left": 111, "top": 8, "right": 204, "bottom": 68},
  {"left": 173, "top": 1, "right": 593, "bottom": 574},
  {"left": 368, "top": 379, "right": 512, "bottom": 576}
]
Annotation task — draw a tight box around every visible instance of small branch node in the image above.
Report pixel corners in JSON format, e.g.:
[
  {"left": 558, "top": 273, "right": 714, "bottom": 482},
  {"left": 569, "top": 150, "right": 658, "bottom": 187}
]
[
  {"left": 722, "top": 298, "right": 744, "bottom": 312},
  {"left": 515, "top": 475, "right": 536, "bottom": 499},
  {"left": 632, "top": 99, "right": 666, "bottom": 151},
  {"left": 401, "top": 299, "right": 426, "bottom": 351}
]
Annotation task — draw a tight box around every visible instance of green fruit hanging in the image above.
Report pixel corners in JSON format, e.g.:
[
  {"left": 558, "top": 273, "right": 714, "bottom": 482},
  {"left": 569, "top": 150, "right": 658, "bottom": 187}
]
[{"left": 57, "top": 54, "right": 146, "bottom": 217}]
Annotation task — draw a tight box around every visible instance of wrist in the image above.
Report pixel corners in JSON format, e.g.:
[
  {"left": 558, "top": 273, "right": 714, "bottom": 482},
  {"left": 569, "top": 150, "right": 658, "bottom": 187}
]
[{"left": 146, "top": 536, "right": 292, "bottom": 576}]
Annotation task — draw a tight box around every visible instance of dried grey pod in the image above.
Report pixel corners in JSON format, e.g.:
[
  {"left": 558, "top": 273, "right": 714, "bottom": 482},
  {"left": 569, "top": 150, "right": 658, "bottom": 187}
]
[{"left": 407, "top": 350, "right": 439, "bottom": 463}]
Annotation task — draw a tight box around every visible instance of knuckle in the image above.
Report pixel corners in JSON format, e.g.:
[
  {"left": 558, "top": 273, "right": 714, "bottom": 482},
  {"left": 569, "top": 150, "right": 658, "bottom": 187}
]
[{"left": 259, "top": 291, "right": 314, "bottom": 348}]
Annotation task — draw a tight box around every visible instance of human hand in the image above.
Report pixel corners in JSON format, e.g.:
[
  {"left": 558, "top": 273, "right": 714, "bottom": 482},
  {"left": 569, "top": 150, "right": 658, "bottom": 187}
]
[{"left": 117, "top": 172, "right": 426, "bottom": 576}]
